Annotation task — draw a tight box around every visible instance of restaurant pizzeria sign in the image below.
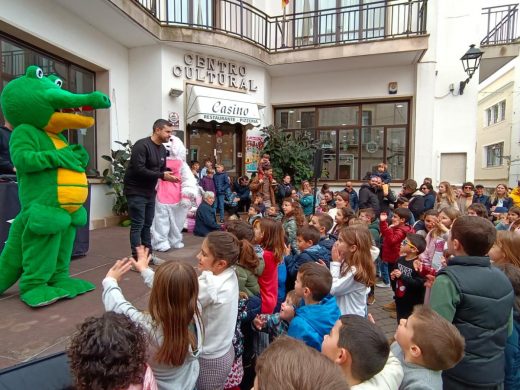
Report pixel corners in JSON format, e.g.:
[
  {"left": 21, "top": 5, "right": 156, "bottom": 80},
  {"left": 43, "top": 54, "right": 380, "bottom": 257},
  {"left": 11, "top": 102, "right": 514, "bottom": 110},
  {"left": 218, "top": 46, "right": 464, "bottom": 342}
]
[{"left": 173, "top": 54, "right": 258, "bottom": 93}]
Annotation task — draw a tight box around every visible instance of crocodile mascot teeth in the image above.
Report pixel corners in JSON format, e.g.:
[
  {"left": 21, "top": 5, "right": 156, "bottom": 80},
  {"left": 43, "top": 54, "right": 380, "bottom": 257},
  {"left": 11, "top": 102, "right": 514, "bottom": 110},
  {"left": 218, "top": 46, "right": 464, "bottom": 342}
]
[{"left": 0, "top": 65, "right": 111, "bottom": 307}]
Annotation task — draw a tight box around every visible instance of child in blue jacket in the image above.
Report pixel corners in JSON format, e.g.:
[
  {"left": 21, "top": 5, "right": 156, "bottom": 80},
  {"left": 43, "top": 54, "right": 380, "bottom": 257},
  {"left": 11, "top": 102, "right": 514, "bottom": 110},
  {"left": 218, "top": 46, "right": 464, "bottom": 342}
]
[
  {"left": 288, "top": 262, "right": 341, "bottom": 351},
  {"left": 213, "top": 163, "right": 230, "bottom": 223},
  {"left": 284, "top": 225, "right": 331, "bottom": 291},
  {"left": 310, "top": 212, "right": 336, "bottom": 258}
]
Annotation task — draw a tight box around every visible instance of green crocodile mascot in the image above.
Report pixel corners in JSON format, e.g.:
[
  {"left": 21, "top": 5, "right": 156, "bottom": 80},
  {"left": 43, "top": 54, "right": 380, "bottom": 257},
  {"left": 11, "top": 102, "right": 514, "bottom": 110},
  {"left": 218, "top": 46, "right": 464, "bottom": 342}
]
[{"left": 0, "top": 65, "right": 111, "bottom": 307}]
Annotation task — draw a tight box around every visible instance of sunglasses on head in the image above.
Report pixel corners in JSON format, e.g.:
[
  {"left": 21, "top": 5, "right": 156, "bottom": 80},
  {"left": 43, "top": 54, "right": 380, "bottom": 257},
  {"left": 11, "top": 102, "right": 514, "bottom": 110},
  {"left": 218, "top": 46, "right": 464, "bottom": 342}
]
[{"left": 401, "top": 239, "right": 417, "bottom": 250}]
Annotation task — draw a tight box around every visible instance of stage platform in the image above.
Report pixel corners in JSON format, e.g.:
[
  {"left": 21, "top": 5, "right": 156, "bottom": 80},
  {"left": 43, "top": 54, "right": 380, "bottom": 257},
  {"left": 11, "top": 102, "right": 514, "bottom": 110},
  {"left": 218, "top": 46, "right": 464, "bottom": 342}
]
[
  {"left": 0, "top": 226, "right": 396, "bottom": 370},
  {"left": 0, "top": 226, "right": 203, "bottom": 369}
]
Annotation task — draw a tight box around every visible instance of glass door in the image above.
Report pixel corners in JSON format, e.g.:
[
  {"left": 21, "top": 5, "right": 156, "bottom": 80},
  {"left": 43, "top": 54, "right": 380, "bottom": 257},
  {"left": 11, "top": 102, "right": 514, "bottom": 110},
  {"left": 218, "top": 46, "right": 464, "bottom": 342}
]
[{"left": 188, "top": 121, "right": 242, "bottom": 177}]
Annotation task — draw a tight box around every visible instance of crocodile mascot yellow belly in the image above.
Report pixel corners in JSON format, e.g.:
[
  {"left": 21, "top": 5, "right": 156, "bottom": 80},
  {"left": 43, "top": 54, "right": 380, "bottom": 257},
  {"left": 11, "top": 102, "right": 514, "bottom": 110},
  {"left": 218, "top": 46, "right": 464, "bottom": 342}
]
[{"left": 0, "top": 66, "right": 111, "bottom": 307}]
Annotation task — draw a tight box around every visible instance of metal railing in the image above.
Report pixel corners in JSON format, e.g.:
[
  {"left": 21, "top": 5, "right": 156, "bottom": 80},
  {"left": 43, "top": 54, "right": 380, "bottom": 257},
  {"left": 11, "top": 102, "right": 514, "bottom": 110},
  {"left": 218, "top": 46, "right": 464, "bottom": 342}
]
[
  {"left": 134, "top": 0, "right": 428, "bottom": 52},
  {"left": 481, "top": 4, "right": 519, "bottom": 45}
]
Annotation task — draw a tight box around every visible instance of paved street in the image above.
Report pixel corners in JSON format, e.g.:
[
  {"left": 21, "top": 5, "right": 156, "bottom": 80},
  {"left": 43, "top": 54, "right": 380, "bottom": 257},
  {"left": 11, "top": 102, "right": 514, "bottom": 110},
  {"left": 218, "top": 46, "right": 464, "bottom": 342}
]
[{"left": 0, "top": 226, "right": 397, "bottom": 369}]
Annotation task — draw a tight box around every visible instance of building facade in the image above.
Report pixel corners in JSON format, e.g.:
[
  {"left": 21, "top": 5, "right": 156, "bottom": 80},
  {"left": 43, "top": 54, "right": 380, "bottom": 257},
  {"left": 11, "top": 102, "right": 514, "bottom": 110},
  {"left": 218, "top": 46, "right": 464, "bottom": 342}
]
[
  {"left": 0, "top": 0, "right": 489, "bottom": 227},
  {"left": 476, "top": 57, "right": 520, "bottom": 188},
  {"left": 476, "top": 66, "right": 513, "bottom": 188}
]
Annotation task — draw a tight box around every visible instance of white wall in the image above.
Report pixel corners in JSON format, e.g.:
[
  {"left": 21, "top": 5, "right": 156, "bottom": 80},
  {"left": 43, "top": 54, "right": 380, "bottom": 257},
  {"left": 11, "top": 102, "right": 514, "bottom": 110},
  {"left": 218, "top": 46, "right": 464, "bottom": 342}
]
[
  {"left": 128, "top": 45, "right": 164, "bottom": 141},
  {"left": 414, "top": 0, "right": 482, "bottom": 185},
  {"left": 270, "top": 65, "right": 415, "bottom": 104},
  {"left": 89, "top": 184, "right": 116, "bottom": 229}
]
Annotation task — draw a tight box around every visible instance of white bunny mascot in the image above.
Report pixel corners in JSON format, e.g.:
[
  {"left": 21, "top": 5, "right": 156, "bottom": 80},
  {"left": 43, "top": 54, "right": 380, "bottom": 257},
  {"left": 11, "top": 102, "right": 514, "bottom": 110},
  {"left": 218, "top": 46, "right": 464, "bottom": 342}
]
[{"left": 151, "top": 135, "right": 198, "bottom": 251}]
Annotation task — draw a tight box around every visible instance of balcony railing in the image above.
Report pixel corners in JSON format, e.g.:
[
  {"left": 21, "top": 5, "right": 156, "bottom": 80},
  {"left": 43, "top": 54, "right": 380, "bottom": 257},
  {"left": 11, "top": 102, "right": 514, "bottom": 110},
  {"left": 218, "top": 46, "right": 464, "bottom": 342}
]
[
  {"left": 134, "top": 0, "right": 428, "bottom": 53},
  {"left": 481, "top": 4, "right": 519, "bottom": 46}
]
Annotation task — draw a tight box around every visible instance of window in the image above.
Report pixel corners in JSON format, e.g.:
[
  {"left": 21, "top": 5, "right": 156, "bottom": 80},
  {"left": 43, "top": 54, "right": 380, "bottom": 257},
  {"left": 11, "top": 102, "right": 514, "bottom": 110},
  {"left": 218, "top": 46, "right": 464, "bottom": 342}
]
[
  {"left": 275, "top": 108, "right": 315, "bottom": 129},
  {"left": 275, "top": 101, "right": 409, "bottom": 181},
  {"left": 318, "top": 106, "right": 358, "bottom": 126},
  {"left": 165, "top": 0, "right": 213, "bottom": 28},
  {"left": 0, "top": 34, "right": 97, "bottom": 174},
  {"left": 293, "top": 0, "right": 386, "bottom": 45},
  {"left": 485, "top": 100, "right": 506, "bottom": 126},
  {"left": 500, "top": 100, "right": 506, "bottom": 121},
  {"left": 485, "top": 143, "right": 504, "bottom": 167}
]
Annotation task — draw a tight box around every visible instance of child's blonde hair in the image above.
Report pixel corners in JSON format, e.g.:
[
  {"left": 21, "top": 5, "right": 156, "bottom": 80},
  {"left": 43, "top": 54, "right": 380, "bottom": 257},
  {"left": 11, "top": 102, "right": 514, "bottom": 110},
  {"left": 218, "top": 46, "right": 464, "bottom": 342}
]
[
  {"left": 432, "top": 207, "right": 460, "bottom": 237},
  {"left": 338, "top": 226, "right": 375, "bottom": 286},
  {"left": 436, "top": 181, "right": 458, "bottom": 205},
  {"left": 494, "top": 231, "right": 520, "bottom": 267}
]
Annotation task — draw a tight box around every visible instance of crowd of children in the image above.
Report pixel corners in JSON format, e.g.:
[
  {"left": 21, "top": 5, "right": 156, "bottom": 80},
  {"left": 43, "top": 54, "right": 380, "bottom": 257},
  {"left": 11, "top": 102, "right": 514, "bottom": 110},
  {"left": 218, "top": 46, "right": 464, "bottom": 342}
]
[{"left": 66, "top": 164, "right": 520, "bottom": 390}]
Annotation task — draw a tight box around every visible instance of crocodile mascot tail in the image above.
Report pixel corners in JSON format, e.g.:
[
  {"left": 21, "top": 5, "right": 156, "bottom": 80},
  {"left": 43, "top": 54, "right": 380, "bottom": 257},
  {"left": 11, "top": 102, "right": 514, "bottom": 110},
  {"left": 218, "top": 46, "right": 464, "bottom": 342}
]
[{"left": 0, "top": 66, "right": 110, "bottom": 307}]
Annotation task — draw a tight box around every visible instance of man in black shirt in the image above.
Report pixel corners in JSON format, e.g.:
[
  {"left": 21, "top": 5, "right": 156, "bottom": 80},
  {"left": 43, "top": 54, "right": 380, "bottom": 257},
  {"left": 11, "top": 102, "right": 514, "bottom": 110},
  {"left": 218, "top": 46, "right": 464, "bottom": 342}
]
[
  {"left": 0, "top": 120, "right": 15, "bottom": 175},
  {"left": 124, "top": 119, "right": 178, "bottom": 261}
]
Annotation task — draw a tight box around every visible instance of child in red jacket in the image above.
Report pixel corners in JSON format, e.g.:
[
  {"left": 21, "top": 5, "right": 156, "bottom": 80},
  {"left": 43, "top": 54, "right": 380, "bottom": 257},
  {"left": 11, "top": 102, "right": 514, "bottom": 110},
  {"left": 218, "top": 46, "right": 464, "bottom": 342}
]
[{"left": 376, "top": 208, "right": 414, "bottom": 289}]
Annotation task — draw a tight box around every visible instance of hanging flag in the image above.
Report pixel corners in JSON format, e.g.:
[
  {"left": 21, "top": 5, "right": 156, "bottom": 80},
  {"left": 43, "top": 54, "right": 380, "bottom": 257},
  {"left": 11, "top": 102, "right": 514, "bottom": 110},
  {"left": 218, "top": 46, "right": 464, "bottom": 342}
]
[{"left": 282, "top": 0, "right": 290, "bottom": 8}]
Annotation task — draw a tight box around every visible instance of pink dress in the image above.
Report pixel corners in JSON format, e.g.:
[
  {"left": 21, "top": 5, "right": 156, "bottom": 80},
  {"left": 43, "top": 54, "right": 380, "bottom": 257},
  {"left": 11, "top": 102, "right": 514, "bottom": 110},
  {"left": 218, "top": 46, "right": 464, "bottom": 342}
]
[{"left": 127, "top": 364, "right": 158, "bottom": 390}]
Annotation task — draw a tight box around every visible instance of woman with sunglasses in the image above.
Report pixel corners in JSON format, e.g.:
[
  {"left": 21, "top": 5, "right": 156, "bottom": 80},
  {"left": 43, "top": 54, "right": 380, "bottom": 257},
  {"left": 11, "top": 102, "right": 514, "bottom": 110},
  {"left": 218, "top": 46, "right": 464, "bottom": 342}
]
[{"left": 456, "top": 182, "right": 475, "bottom": 215}]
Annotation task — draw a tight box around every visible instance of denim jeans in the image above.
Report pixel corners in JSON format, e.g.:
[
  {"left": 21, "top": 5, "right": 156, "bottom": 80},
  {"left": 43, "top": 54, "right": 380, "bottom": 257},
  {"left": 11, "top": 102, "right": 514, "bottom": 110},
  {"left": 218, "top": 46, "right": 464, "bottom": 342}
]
[
  {"left": 127, "top": 195, "right": 155, "bottom": 258},
  {"left": 216, "top": 194, "right": 225, "bottom": 221},
  {"left": 380, "top": 261, "right": 390, "bottom": 285},
  {"left": 375, "top": 257, "right": 382, "bottom": 277}
]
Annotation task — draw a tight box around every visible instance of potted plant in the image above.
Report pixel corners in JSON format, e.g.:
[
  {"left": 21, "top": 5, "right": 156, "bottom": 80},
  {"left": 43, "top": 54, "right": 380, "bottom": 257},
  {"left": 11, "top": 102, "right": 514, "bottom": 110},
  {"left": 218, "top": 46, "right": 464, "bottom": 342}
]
[
  {"left": 102, "top": 140, "right": 132, "bottom": 220},
  {"left": 261, "top": 125, "right": 319, "bottom": 184}
]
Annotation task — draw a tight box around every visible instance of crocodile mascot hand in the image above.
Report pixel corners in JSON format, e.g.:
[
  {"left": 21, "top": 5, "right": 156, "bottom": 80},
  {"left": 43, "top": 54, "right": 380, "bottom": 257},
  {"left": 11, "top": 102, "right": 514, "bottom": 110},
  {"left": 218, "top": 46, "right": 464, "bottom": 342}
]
[{"left": 0, "top": 65, "right": 111, "bottom": 307}]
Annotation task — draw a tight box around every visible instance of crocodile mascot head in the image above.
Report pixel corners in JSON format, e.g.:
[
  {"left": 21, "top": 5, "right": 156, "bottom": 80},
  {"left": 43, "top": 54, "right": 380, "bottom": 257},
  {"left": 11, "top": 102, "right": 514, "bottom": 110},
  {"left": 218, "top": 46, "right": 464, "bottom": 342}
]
[{"left": 0, "top": 65, "right": 111, "bottom": 307}]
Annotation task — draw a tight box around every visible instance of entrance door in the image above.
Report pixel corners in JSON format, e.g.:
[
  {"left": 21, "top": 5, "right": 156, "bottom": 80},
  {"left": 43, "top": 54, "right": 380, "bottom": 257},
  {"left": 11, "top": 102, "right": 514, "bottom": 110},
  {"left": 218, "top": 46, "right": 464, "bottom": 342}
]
[{"left": 187, "top": 121, "right": 243, "bottom": 177}]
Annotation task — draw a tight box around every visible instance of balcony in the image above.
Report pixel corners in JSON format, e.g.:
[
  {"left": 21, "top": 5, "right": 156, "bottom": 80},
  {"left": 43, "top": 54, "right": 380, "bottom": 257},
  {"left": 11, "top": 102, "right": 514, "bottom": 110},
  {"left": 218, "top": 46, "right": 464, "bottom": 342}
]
[
  {"left": 116, "top": 0, "right": 428, "bottom": 66},
  {"left": 480, "top": 4, "right": 520, "bottom": 82},
  {"left": 134, "top": 0, "right": 427, "bottom": 52}
]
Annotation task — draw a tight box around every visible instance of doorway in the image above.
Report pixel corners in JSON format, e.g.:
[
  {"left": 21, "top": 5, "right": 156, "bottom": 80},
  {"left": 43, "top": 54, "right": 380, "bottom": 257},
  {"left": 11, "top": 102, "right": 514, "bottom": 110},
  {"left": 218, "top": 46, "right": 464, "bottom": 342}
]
[{"left": 187, "top": 120, "right": 243, "bottom": 177}]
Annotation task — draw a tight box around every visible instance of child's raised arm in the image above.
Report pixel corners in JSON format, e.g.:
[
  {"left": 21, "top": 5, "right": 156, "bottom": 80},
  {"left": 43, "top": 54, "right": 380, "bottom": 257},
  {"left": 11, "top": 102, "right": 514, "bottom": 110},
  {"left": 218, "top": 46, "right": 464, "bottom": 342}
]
[
  {"left": 102, "top": 259, "right": 152, "bottom": 331},
  {"left": 131, "top": 245, "right": 155, "bottom": 288},
  {"left": 106, "top": 258, "right": 133, "bottom": 281}
]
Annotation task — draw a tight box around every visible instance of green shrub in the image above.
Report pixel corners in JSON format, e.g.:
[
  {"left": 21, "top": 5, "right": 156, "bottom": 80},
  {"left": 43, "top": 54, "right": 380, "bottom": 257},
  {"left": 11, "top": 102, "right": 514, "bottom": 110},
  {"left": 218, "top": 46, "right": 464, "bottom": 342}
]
[
  {"left": 261, "top": 125, "right": 319, "bottom": 184},
  {"left": 101, "top": 140, "right": 132, "bottom": 216}
]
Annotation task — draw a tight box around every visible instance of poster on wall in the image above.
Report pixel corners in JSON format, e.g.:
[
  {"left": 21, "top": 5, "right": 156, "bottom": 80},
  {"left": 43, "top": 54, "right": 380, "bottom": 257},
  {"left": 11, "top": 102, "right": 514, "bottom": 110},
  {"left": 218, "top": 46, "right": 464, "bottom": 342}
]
[
  {"left": 245, "top": 129, "right": 266, "bottom": 173},
  {"left": 168, "top": 112, "right": 180, "bottom": 129}
]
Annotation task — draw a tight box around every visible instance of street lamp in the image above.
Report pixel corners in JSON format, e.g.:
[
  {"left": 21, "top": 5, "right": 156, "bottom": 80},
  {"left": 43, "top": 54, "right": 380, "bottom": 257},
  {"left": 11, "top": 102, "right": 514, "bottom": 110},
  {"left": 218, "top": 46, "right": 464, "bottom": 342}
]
[{"left": 458, "top": 44, "right": 484, "bottom": 95}]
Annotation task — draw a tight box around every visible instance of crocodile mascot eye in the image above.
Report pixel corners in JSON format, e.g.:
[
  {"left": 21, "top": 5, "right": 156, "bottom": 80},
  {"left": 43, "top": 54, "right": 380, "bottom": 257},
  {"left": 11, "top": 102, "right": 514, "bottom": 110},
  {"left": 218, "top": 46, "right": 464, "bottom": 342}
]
[{"left": 47, "top": 75, "right": 63, "bottom": 88}]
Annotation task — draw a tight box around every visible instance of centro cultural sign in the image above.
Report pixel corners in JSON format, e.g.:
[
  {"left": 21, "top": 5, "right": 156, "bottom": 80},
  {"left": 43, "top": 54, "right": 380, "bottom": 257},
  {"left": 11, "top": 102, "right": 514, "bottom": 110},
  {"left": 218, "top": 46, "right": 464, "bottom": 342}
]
[{"left": 173, "top": 54, "right": 258, "bottom": 92}]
